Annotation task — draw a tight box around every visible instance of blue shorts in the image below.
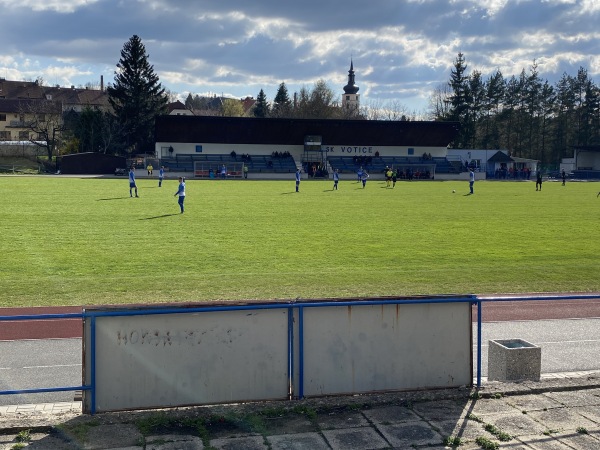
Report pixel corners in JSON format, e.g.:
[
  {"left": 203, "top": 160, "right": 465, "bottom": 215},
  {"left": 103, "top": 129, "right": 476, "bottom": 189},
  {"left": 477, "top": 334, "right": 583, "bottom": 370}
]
[{"left": 129, "top": 182, "right": 136, "bottom": 188}]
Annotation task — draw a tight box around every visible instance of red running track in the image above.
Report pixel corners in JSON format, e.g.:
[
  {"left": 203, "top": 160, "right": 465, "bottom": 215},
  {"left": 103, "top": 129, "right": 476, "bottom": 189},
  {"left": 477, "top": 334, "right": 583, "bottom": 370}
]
[
  {"left": 0, "top": 306, "right": 82, "bottom": 340},
  {"left": 1, "top": 298, "right": 599, "bottom": 340}
]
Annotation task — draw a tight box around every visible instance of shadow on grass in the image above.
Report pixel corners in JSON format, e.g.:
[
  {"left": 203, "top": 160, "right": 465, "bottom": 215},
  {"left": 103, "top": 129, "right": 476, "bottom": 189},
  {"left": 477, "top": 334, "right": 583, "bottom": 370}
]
[
  {"left": 281, "top": 191, "right": 299, "bottom": 195},
  {"left": 97, "top": 197, "right": 131, "bottom": 201},
  {"left": 139, "top": 214, "right": 180, "bottom": 220}
]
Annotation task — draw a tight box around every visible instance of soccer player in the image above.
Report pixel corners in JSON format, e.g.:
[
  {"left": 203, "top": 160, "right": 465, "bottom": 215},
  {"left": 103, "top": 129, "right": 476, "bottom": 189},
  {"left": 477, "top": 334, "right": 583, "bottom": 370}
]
[
  {"left": 469, "top": 167, "right": 475, "bottom": 194},
  {"left": 361, "top": 170, "right": 369, "bottom": 188},
  {"left": 158, "top": 166, "right": 165, "bottom": 187},
  {"left": 295, "top": 168, "right": 301, "bottom": 192},
  {"left": 147, "top": 164, "right": 153, "bottom": 176},
  {"left": 129, "top": 167, "right": 139, "bottom": 197},
  {"left": 385, "top": 167, "right": 393, "bottom": 188},
  {"left": 174, "top": 177, "right": 186, "bottom": 213},
  {"left": 535, "top": 170, "right": 543, "bottom": 191},
  {"left": 333, "top": 169, "right": 339, "bottom": 190},
  {"left": 357, "top": 166, "right": 363, "bottom": 182}
]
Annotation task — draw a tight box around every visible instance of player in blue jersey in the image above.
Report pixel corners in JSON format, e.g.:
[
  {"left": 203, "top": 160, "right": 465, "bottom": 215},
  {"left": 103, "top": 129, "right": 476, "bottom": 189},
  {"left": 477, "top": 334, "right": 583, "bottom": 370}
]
[
  {"left": 333, "top": 169, "right": 339, "bottom": 190},
  {"left": 174, "top": 177, "right": 186, "bottom": 213},
  {"left": 295, "top": 168, "right": 301, "bottom": 192},
  {"left": 357, "top": 166, "right": 363, "bottom": 182},
  {"left": 361, "top": 170, "right": 369, "bottom": 188},
  {"left": 158, "top": 166, "right": 165, "bottom": 187},
  {"left": 129, "top": 167, "right": 138, "bottom": 197}
]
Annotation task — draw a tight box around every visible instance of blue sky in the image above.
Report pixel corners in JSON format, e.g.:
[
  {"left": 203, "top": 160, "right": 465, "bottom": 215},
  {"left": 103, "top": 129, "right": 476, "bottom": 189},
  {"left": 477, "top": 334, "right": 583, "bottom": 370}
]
[{"left": 1, "top": 0, "right": 599, "bottom": 114}]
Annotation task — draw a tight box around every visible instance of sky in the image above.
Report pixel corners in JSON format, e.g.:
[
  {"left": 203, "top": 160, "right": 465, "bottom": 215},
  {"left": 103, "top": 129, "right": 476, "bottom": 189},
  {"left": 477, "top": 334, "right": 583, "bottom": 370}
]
[{"left": 1, "top": 0, "right": 599, "bottom": 115}]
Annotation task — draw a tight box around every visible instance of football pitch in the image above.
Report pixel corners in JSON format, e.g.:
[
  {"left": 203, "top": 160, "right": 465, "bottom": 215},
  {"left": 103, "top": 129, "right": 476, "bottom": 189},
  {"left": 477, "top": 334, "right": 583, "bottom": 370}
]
[{"left": 1, "top": 175, "right": 599, "bottom": 307}]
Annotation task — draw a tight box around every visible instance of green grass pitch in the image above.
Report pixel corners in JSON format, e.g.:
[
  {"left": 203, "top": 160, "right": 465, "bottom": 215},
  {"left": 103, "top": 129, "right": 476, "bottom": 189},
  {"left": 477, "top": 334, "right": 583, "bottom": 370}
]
[{"left": 0, "top": 175, "right": 598, "bottom": 307}]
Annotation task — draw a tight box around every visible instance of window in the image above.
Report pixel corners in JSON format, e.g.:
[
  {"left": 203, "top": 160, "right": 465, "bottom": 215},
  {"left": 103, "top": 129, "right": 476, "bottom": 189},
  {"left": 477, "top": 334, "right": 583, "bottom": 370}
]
[
  {"left": 195, "top": 145, "right": 203, "bottom": 153},
  {"left": 0, "top": 131, "right": 11, "bottom": 139},
  {"left": 408, "top": 148, "right": 414, "bottom": 155},
  {"left": 0, "top": 114, "right": 6, "bottom": 121},
  {"left": 37, "top": 114, "right": 46, "bottom": 122},
  {"left": 19, "top": 131, "right": 30, "bottom": 140}
]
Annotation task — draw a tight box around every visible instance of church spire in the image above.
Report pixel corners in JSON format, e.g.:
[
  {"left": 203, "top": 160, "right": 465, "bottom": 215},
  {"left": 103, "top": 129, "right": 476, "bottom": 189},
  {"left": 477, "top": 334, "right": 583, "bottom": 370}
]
[
  {"left": 343, "top": 59, "right": 359, "bottom": 94},
  {"left": 342, "top": 59, "right": 360, "bottom": 113}
]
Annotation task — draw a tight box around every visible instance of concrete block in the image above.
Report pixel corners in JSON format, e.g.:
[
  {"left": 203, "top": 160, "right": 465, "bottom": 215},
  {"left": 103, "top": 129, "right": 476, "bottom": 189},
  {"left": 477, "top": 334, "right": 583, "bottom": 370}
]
[{"left": 488, "top": 339, "right": 541, "bottom": 382}]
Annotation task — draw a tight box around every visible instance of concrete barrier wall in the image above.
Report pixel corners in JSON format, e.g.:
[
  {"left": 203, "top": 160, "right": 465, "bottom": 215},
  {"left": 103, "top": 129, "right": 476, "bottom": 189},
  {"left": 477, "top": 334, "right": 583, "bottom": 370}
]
[
  {"left": 83, "top": 299, "right": 472, "bottom": 413},
  {"left": 299, "top": 302, "right": 472, "bottom": 396}
]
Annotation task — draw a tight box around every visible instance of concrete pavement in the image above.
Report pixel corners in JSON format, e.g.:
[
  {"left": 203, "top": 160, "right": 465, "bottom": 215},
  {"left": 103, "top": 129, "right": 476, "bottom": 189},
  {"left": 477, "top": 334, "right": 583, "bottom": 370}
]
[{"left": 1, "top": 371, "right": 600, "bottom": 449}]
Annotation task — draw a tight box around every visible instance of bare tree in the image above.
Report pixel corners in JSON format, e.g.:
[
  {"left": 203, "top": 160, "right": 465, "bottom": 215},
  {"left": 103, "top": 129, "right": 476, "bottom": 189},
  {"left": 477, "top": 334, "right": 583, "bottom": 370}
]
[
  {"left": 362, "top": 98, "right": 415, "bottom": 121},
  {"left": 19, "top": 100, "right": 65, "bottom": 164},
  {"left": 427, "top": 83, "right": 453, "bottom": 120}
]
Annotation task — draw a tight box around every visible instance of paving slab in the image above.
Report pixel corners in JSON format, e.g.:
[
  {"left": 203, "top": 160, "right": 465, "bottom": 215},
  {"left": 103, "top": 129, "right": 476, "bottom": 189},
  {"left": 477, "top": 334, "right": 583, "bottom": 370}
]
[
  {"left": 519, "top": 433, "right": 578, "bottom": 449},
  {"left": 484, "top": 412, "right": 547, "bottom": 437},
  {"left": 544, "top": 390, "right": 600, "bottom": 407},
  {"left": 429, "top": 417, "right": 490, "bottom": 442},
  {"left": 321, "top": 427, "right": 389, "bottom": 449},
  {"left": 10, "top": 432, "right": 78, "bottom": 450},
  {"left": 574, "top": 406, "right": 600, "bottom": 424},
  {"left": 72, "top": 423, "right": 144, "bottom": 449},
  {"left": 411, "top": 398, "right": 470, "bottom": 421},
  {"left": 210, "top": 434, "right": 266, "bottom": 449},
  {"left": 526, "top": 407, "right": 597, "bottom": 432},
  {"left": 374, "top": 420, "right": 443, "bottom": 447},
  {"left": 316, "top": 409, "right": 369, "bottom": 429},
  {"left": 146, "top": 434, "right": 204, "bottom": 449},
  {"left": 466, "top": 398, "right": 519, "bottom": 416},
  {"left": 552, "top": 430, "right": 600, "bottom": 450},
  {"left": 361, "top": 404, "right": 420, "bottom": 424},
  {"left": 267, "top": 431, "right": 330, "bottom": 449},
  {"left": 505, "top": 393, "right": 565, "bottom": 411},
  {"left": 262, "top": 415, "right": 315, "bottom": 436}
]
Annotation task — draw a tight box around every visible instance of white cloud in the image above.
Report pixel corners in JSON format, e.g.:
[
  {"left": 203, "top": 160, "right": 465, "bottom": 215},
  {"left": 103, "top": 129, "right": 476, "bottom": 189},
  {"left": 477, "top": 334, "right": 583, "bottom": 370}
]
[
  {"left": 0, "top": 0, "right": 100, "bottom": 13},
  {"left": 1, "top": 0, "right": 599, "bottom": 112}
]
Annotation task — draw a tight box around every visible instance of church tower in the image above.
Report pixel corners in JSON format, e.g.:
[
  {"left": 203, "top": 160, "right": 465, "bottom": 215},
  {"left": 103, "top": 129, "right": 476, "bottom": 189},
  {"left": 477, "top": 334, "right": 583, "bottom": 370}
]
[{"left": 342, "top": 59, "right": 360, "bottom": 112}]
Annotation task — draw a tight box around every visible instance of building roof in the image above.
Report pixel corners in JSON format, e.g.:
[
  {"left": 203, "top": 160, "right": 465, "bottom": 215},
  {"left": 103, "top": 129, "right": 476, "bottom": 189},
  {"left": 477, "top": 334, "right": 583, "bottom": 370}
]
[
  {"left": 0, "top": 98, "right": 62, "bottom": 114},
  {"left": 167, "top": 100, "right": 189, "bottom": 113},
  {"left": 0, "top": 79, "right": 109, "bottom": 110},
  {"left": 156, "top": 115, "right": 460, "bottom": 147},
  {"left": 487, "top": 151, "right": 513, "bottom": 163}
]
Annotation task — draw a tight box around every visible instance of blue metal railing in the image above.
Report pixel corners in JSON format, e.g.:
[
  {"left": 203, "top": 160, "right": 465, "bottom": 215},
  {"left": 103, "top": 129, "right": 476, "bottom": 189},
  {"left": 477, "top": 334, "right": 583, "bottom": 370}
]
[
  {"left": 1, "top": 293, "right": 598, "bottom": 414},
  {"left": 0, "top": 311, "right": 90, "bottom": 400}
]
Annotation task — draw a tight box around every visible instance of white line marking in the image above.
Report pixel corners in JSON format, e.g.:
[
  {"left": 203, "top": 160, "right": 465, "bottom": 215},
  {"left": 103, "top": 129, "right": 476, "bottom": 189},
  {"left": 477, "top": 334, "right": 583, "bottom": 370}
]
[{"left": 21, "top": 364, "right": 82, "bottom": 369}]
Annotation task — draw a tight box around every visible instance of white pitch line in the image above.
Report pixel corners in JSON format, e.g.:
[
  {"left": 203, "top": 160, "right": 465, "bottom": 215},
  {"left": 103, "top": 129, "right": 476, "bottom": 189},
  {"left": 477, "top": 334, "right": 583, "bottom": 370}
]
[{"left": 21, "top": 364, "right": 82, "bottom": 369}]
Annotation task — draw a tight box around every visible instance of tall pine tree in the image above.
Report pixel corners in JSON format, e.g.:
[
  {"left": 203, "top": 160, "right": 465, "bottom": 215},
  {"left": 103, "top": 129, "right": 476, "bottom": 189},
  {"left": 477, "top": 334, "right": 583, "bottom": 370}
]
[
  {"left": 253, "top": 89, "right": 269, "bottom": 118},
  {"left": 107, "top": 35, "right": 167, "bottom": 154},
  {"left": 271, "top": 82, "right": 292, "bottom": 118}
]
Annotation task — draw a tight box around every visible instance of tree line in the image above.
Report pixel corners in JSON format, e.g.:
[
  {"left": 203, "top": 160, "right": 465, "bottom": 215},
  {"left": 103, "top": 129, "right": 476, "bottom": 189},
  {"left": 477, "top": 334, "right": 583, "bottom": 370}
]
[
  {"left": 431, "top": 52, "right": 600, "bottom": 167},
  {"left": 56, "top": 38, "right": 599, "bottom": 168}
]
